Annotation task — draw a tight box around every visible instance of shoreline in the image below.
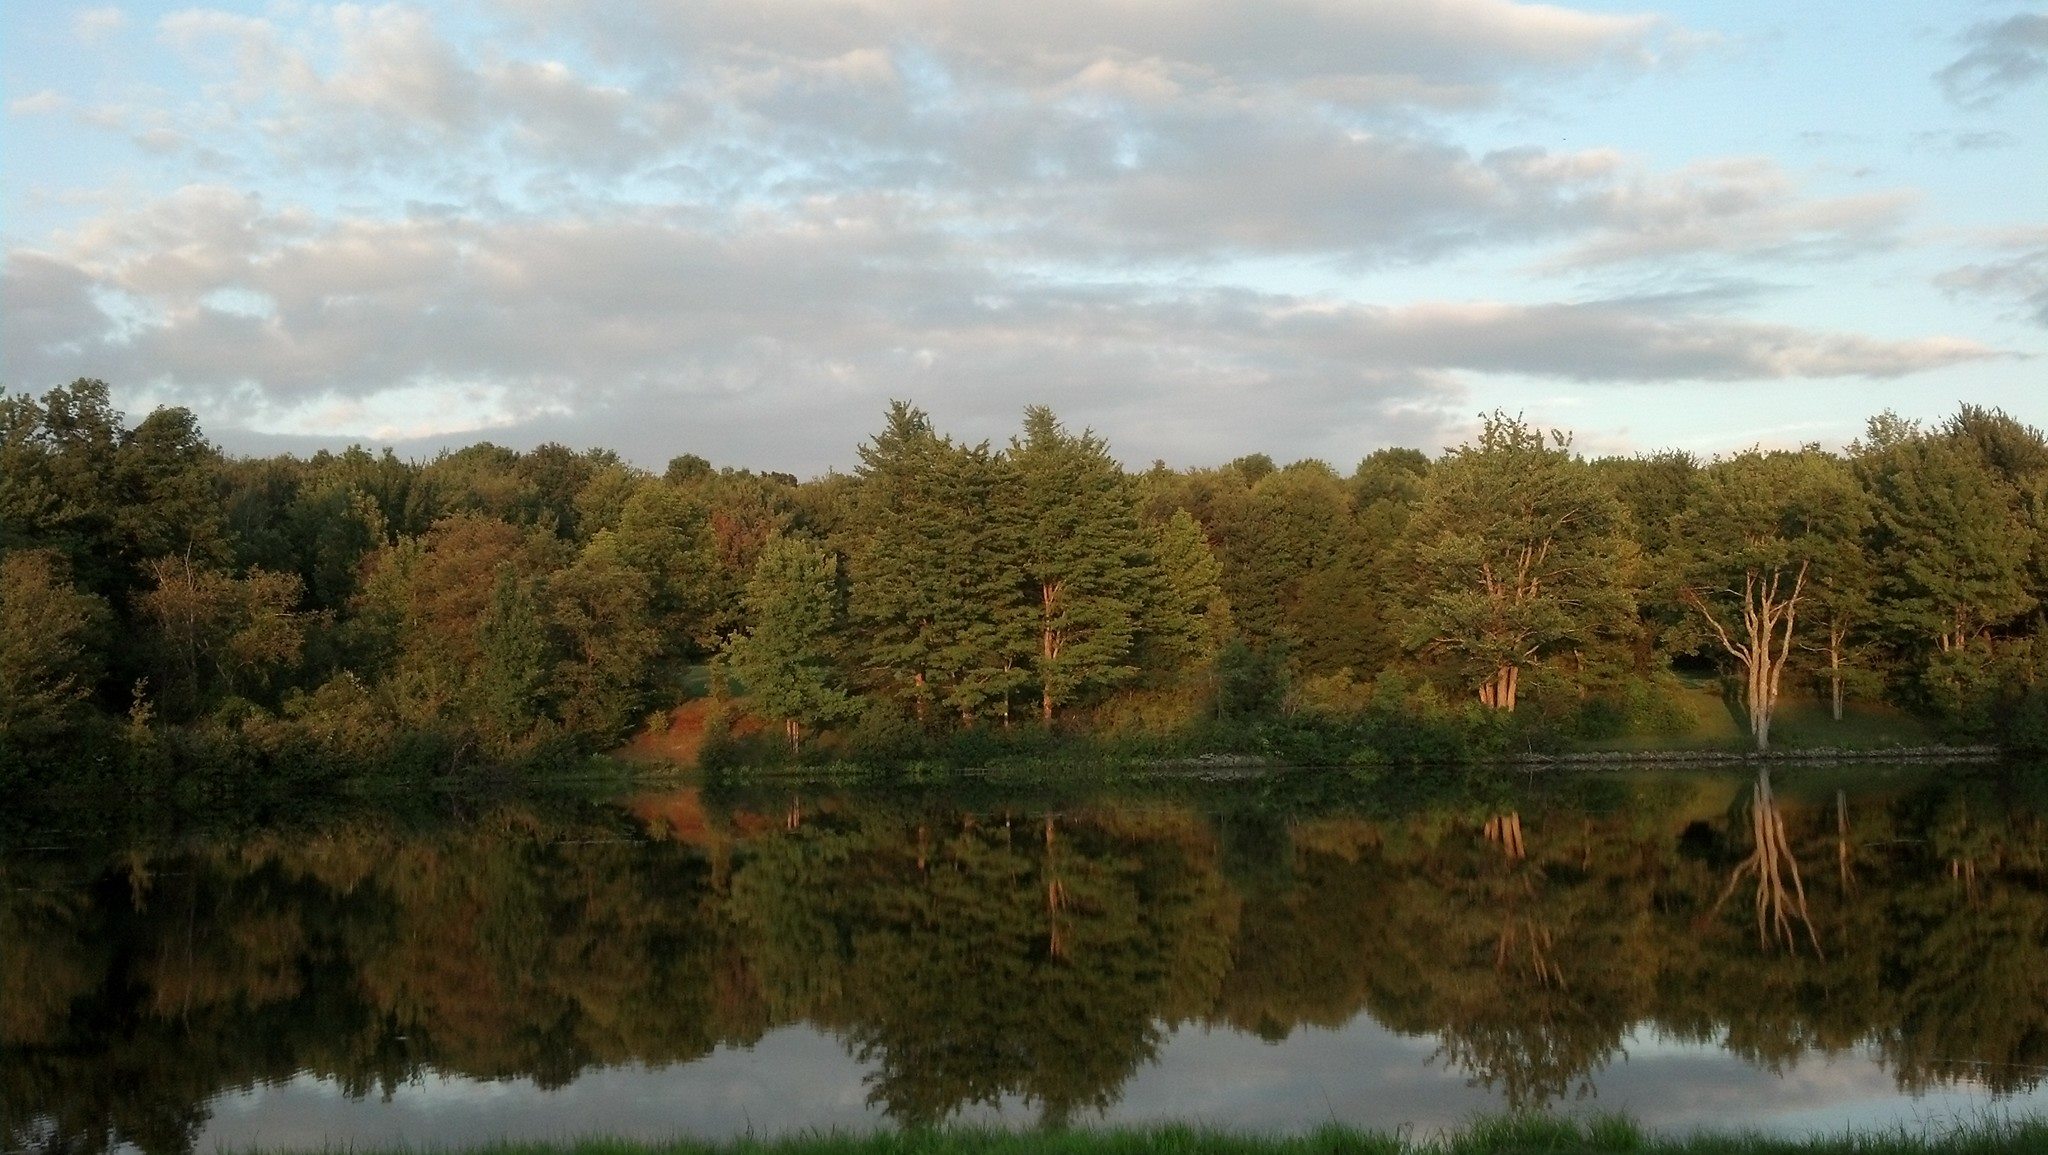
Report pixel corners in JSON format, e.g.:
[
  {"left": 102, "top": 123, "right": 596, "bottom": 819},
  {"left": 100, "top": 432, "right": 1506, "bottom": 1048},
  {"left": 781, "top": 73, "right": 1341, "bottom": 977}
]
[{"left": 209, "top": 1116, "right": 2048, "bottom": 1155}]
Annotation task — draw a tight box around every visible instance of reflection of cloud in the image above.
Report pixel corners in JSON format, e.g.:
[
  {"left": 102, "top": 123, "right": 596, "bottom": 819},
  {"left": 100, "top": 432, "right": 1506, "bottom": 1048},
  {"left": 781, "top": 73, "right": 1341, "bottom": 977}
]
[
  {"left": 1936, "top": 14, "right": 2048, "bottom": 107},
  {"left": 188, "top": 1018, "right": 2048, "bottom": 1147},
  {"left": 197, "top": 1028, "right": 887, "bottom": 1148}
]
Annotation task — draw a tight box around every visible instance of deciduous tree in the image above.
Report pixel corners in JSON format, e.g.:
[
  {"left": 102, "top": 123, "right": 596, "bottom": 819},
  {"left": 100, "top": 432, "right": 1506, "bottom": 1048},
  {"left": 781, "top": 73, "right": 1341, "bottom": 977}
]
[
  {"left": 1404, "top": 414, "right": 1634, "bottom": 712},
  {"left": 1674, "top": 449, "right": 1868, "bottom": 750}
]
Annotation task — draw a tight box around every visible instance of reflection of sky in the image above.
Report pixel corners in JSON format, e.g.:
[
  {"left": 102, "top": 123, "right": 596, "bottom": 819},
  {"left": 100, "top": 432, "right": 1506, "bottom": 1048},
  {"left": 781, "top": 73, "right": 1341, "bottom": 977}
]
[{"left": 193, "top": 1016, "right": 2048, "bottom": 1150}]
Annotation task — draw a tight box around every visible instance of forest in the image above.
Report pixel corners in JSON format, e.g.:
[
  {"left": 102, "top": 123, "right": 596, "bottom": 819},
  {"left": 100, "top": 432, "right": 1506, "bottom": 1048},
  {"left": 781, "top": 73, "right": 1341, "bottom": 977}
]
[{"left": 5, "top": 377, "right": 2048, "bottom": 784}]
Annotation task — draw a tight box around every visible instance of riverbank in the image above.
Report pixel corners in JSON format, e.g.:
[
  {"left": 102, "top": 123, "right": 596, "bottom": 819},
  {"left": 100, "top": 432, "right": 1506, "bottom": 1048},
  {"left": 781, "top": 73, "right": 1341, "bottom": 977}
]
[{"left": 226, "top": 1116, "right": 2048, "bottom": 1155}]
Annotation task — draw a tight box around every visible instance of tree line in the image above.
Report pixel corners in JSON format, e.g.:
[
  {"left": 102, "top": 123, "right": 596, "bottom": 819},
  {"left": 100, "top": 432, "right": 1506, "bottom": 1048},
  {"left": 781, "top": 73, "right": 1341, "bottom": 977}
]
[{"left": 5, "top": 378, "right": 2048, "bottom": 780}]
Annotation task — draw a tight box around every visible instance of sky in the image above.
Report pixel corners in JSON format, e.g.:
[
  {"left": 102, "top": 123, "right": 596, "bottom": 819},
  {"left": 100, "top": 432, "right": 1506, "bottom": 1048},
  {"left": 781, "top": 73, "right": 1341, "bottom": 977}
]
[{"left": 2, "top": 1, "right": 2044, "bottom": 475}]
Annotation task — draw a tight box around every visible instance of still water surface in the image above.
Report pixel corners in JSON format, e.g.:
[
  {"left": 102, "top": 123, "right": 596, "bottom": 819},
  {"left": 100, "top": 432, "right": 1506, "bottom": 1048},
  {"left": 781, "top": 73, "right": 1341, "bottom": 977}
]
[{"left": 6, "top": 764, "right": 2047, "bottom": 1151}]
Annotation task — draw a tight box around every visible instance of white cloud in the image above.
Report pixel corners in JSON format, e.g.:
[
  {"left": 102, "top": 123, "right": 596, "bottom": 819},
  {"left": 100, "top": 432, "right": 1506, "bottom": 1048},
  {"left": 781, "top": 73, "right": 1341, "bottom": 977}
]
[
  {"left": 502, "top": 0, "right": 1663, "bottom": 101},
  {"left": 7, "top": 90, "right": 68, "bottom": 116},
  {"left": 7, "top": 2, "right": 2017, "bottom": 472},
  {"left": 1539, "top": 156, "right": 1914, "bottom": 269},
  {"left": 0, "top": 190, "right": 1997, "bottom": 472},
  {"left": 74, "top": 6, "right": 128, "bottom": 45}
]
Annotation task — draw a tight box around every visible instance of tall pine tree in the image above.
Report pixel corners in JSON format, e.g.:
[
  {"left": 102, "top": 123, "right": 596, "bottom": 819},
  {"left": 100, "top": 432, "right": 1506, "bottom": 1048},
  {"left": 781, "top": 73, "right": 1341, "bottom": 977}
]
[{"left": 1009, "top": 407, "right": 1153, "bottom": 721}]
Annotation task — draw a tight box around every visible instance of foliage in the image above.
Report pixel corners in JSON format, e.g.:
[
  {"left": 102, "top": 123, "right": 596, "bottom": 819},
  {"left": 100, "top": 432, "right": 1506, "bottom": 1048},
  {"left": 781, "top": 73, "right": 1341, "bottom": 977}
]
[
  {"left": 8, "top": 385, "right": 2048, "bottom": 780},
  {"left": 1672, "top": 449, "right": 1870, "bottom": 751},
  {"left": 0, "top": 550, "right": 106, "bottom": 745},
  {"left": 722, "top": 536, "right": 861, "bottom": 750},
  {"left": 1402, "top": 413, "right": 1635, "bottom": 712}
]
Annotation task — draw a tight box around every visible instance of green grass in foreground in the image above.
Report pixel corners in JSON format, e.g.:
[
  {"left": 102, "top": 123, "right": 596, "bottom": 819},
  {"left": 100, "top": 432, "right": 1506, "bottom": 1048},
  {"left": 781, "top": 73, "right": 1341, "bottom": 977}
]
[
  {"left": 239, "top": 1115, "right": 2048, "bottom": 1155},
  {"left": 1572, "top": 685, "right": 1935, "bottom": 754}
]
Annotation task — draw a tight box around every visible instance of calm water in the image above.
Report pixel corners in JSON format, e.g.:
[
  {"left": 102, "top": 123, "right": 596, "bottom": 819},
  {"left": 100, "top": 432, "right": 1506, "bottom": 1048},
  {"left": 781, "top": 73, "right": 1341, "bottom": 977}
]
[{"left": 6, "top": 764, "right": 2048, "bottom": 1152}]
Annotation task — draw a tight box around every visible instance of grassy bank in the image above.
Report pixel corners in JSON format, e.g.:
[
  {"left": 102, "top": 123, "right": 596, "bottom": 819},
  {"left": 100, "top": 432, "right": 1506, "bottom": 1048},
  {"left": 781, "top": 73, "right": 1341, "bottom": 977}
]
[
  {"left": 230, "top": 1116, "right": 2048, "bottom": 1155},
  {"left": 646, "top": 659, "right": 1990, "bottom": 782}
]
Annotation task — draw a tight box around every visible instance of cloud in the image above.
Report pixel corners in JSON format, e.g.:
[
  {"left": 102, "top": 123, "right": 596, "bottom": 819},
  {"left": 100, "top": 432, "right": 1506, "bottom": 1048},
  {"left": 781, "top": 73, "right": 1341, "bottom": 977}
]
[
  {"left": 504, "top": 0, "right": 1665, "bottom": 106},
  {"left": 1936, "top": 13, "right": 2048, "bottom": 107},
  {"left": 1910, "top": 129, "right": 2019, "bottom": 153},
  {"left": 1937, "top": 229, "right": 2048, "bottom": 327},
  {"left": 1537, "top": 156, "right": 1913, "bottom": 269},
  {"left": 74, "top": 6, "right": 128, "bottom": 44},
  {"left": 1, "top": 190, "right": 1998, "bottom": 473},
  {"left": 156, "top": 4, "right": 678, "bottom": 178},
  {"left": 7, "top": 90, "right": 68, "bottom": 116},
  {"left": 109, "top": 5, "right": 1895, "bottom": 277}
]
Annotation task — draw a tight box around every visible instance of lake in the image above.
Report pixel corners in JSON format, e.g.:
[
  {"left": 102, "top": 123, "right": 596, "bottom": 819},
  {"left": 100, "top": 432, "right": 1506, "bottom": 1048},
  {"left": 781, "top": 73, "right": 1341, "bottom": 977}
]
[{"left": 5, "top": 763, "right": 2046, "bottom": 1152}]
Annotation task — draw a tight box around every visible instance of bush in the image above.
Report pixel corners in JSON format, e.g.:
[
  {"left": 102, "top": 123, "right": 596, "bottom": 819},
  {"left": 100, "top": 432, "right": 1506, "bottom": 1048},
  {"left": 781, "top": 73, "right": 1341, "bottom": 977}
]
[
  {"left": 843, "top": 703, "right": 927, "bottom": 766},
  {"left": 1217, "top": 640, "right": 1288, "bottom": 718}
]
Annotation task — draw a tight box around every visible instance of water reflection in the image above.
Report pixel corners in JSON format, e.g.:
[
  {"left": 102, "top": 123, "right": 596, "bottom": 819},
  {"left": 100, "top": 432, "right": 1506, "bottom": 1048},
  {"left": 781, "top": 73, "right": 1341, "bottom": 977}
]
[{"left": 5, "top": 766, "right": 2047, "bottom": 1152}]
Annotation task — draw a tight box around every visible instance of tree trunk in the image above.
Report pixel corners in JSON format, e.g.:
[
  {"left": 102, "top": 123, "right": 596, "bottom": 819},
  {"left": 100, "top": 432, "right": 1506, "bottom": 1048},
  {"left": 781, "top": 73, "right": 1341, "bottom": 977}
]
[
  {"left": 1041, "top": 582, "right": 1059, "bottom": 723},
  {"left": 1478, "top": 665, "right": 1518, "bottom": 711},
  {"left": 1827, "top": 623, "right": 1846, "bottom": 722},
  {"left": 1687, "top": 565, "right": 1805, "bottom": 753},
  {"left": 1474, "top": 663, "right": 1523, "bottom": 708}
]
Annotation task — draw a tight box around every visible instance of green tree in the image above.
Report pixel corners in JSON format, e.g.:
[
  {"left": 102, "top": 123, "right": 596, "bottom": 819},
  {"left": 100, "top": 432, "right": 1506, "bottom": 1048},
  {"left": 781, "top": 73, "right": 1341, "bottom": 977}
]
[
  {"left": 1857, "top": 419, "right": 2034, "bottom": 655},
  {"left": 1674, "top": 448, "right": 1869, "bottom": 750},
  {"left": 0, "top": 550, "right": 106, "bottom": 743},
  {"left": 849, "top": 403, "right": 1029, "bottom": 724},
  {"left": 0, "top": 380, "right": 224, "bottom": 597},
  {"left": 612, "top": 480, "right": 723, "bottom": 659},
  {"left": 351, "top": 513, "right": 562, "bottom": 732},
  {"left": 1009, "top": 407, "right": 1152, "bottom": 721},
  {"left": 134, "top": 557, "right": 306, "bottom": 721},
  {"left": 1594, "top": 450, "right": 1700, "bottom": 676},
  {"left": 472, "top": 564, "right": 556, "bottom": 751},
  {"left": 1144, "top": 508, "right": 1233, "bottom": 672},
  {"left": 548, "top": 534, "right": 662, "bottom": 743},
  {"left": 722, "top": 536, "right": 859, "bottom": 751},
  {"left": 1403, "top": 414, "right": 1635, "bottom": 711}
]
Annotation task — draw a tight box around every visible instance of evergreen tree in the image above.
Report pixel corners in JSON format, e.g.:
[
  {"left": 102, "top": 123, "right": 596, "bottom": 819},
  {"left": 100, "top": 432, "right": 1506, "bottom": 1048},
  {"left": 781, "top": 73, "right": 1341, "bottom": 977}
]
[
  {"left": 548, "top": 533, "right": 662, "bottom": 743},
  {"left": 1009, "top": 407, "right": 1152, "bottom": 721},
  {"left": 1594, "top": 450, "right": 1699, "bottom": 676},
  {"left": 1858, "top": 419, "right": 2035, "bottom": 655},
  {"left": 0, "top": 551, "right": 106, "bottom": 745},
  {"left": 473, "top": 564, "right": 555, "bottom": 751},
  {"left": 849, "top": 403, "right": 1029, "bottom": 724},
  {"left": 722, "top": 536, "right": 859, "bottom": 751},
  {"left": 1145, "top": 508, "right": 1233, "bottom": 673}
]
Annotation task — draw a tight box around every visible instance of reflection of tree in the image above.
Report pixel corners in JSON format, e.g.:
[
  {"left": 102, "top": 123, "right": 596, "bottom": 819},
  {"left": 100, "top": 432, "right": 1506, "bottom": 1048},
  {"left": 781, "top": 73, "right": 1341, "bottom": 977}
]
[
  {"left": 6, "top": 771, "right": 2048, "bottom": 1150},
  {"left": 3, "top": 802, "right": 744, "bottom": 1154},
  {"left": 728, "top": 803, "right": 1236, "bottom": 1127},
  {"left": 1420, "top": 810, "right": 1631, "bottom": 1107},
  {"left": 1707, "top": 769, "right": 1822, "bottom": 955}
]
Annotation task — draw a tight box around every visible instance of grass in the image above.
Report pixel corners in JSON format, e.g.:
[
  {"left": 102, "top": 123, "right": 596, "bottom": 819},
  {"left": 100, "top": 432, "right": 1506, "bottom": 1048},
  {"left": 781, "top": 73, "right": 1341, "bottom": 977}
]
[
  {"left": 1572, "top": 684, "right": 1935, "bottom": 754},
  {"left": 226, "top": 1115, "right": 2048, "bottom": 1155}
]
